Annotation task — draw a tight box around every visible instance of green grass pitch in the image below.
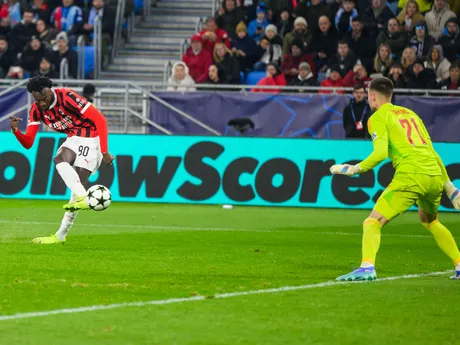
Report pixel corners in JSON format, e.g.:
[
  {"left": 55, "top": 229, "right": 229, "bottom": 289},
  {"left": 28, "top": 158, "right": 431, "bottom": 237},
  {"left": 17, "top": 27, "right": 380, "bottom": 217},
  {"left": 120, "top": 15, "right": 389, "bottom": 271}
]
[{"left": 0, "top": 199, "right": 458, "bottom": 345}]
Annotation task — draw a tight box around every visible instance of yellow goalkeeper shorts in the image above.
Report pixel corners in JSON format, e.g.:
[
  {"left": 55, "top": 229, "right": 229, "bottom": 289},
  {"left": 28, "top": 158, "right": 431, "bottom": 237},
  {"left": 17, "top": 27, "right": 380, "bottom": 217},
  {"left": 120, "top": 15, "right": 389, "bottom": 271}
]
[{"left": 373, "top": 172, "right": 444, "bottom": 220}]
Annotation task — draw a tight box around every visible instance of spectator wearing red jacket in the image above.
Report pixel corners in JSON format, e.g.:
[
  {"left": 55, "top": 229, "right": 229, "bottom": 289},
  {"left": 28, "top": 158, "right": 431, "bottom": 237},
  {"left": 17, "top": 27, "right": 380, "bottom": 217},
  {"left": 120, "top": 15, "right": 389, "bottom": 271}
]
[
  {"left": 183, "top": 35, "right": 213, "bottom": 83},
  {"left": 199, "top": 17, "right": 231, "bottom": 53},
  {"left": 319, "top": 65, "right": 344, "bottom": 94},
  {"left": 342, "top": 64, "right": 373, "bottom": 88},
  {"left": 252, "top": 62, "right": 287, "bottom": 93},
  {"left": 282, "top": 39, "right": 316, "bottom": 83}
]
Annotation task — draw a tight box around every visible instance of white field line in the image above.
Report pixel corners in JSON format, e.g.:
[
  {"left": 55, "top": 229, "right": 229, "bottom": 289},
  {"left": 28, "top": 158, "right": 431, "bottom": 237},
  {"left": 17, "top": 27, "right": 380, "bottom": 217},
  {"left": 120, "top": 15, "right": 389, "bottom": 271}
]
[
  {"left": 0, "top": 220, "right": 433, "bottom": 238},
  {"left": 0, "top": 270, "right": 450, "bottom": 322}
]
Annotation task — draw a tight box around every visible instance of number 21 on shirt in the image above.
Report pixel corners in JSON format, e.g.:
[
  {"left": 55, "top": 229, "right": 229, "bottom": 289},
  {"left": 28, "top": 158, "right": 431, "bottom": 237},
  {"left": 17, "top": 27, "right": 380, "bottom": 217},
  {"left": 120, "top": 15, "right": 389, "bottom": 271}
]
[{"left": 399, "top": 118, "right": 427, "bottom": 146}]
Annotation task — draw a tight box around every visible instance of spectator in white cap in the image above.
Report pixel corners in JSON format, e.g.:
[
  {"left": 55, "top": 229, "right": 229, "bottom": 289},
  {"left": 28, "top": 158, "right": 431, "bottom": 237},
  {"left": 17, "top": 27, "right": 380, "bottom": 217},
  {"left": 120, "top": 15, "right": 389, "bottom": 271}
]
[
  {"left": 265, "top": 24, "right": 283, "bottom": 46},
  {"left": 282, "top": 16, "right": 312, "bottom": 56}
]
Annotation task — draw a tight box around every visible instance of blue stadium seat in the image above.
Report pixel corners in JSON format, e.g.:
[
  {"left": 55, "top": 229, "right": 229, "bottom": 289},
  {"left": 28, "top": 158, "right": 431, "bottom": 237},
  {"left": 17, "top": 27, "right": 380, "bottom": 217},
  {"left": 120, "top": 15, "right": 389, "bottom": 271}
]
[
  {"left": 134, "top": 0, "right": 143, "bottom": 13},
  {"left": 71, "top": 45, "right": 94, "bottom": 78},
  {"left": 84, "top": 46, "right": 94, "bottom": 78},
  {"left": 240, "top": 72, "right": 245, "bottom": 84},
  {"left": 246, "top": 71, "right": 265, "bottom": 85}
]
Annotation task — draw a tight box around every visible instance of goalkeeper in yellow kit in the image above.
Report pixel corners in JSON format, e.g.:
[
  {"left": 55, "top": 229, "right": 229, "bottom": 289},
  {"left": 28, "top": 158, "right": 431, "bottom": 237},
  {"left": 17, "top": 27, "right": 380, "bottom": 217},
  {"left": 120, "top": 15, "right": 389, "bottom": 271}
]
[{"left": 330, "top": 77, "right": 460, "bottom": 281}]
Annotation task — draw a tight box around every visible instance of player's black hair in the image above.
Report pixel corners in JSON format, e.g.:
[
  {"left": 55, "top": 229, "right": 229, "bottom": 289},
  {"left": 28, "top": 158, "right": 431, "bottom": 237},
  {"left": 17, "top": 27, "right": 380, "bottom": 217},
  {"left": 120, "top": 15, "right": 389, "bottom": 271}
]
[
  {"left": 27, "top": 75, "right": 53, "bottom": 94},
  {"left": 369, "top": 77, "right": 394, "bottom": 98},
  {"left": 23, "top": 7, "right": 34, "bottom": 14}
]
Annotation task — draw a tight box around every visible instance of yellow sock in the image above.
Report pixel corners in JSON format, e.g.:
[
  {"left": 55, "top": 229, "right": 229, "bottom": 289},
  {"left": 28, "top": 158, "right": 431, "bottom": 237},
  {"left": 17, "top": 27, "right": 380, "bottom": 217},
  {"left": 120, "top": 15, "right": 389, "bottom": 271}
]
[
  {"left": 423, "top": 220, "right": 460, "bottom": 267},
  {"left": 361, "top": 218, "right": 382, "bottom": 266}
]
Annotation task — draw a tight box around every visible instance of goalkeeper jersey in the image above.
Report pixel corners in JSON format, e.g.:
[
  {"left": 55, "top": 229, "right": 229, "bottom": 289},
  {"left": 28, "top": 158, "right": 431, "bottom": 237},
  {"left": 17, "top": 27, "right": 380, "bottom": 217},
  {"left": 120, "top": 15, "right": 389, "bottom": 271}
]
[{"left": 360, "top": 103, "right": 441, "bottom": 176}]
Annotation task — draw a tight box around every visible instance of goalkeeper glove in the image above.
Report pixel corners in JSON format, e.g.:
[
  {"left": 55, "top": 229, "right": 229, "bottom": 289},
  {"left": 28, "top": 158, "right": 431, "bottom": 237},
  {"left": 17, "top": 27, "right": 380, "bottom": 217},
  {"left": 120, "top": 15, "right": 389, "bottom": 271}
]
[
  {"left": 444, "top": 181, "right": 460, "bottom": 210},
  {"left": 329, "top": 164, "right": 362, "bottom": 176}
]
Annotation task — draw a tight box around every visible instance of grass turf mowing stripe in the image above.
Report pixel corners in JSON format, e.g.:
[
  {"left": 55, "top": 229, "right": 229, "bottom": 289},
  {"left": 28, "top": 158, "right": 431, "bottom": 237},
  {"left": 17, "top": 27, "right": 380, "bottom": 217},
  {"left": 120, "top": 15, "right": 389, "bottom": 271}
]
[
  {"left": 0, "top": 270, "right": 450, "bottom": 322},
  {"left": 0, "top": 220, "right": 434, "bottom": 238}
]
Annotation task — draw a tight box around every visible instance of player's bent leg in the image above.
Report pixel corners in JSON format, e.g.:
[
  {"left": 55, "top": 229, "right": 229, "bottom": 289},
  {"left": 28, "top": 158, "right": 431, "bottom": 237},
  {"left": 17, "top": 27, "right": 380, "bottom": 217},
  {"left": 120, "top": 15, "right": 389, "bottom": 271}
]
[
  {"left": 63, "top": 167, "right": 92, "bottom": 212},
  {"left": 419, "top": 208, "right": 460, "bottom": 280}
]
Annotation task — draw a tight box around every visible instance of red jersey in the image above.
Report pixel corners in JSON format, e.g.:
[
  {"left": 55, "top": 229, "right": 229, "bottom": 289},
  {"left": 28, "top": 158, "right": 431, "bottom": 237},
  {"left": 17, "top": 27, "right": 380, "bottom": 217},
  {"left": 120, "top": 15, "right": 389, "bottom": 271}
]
[
  {"left": 29, "top": 88, "right": 98, "bottom": 138},
  {"left": 16, "top": 88, "right": 109, "bottom": 153}
]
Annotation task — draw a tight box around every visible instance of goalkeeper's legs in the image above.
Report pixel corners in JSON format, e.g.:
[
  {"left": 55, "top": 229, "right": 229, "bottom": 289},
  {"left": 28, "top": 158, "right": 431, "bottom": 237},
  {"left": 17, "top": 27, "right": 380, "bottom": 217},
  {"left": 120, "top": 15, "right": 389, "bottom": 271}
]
[{"left": 420, "top": 209, "right": 460, "bottom": 279}]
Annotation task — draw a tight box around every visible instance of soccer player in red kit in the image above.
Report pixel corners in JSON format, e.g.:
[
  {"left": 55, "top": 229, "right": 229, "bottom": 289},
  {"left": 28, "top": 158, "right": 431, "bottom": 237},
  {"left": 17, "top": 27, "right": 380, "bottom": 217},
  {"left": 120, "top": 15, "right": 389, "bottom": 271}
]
[{"left": 10, "top": 76, "right": 114, "bottom": 244}]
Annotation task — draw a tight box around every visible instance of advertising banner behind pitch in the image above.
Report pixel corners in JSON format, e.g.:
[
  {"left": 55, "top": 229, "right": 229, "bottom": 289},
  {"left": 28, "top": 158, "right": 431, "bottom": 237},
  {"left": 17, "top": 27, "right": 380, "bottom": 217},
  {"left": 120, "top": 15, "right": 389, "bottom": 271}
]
[{"left": 1, "top": 133, "right": 459, "bottom": 211}]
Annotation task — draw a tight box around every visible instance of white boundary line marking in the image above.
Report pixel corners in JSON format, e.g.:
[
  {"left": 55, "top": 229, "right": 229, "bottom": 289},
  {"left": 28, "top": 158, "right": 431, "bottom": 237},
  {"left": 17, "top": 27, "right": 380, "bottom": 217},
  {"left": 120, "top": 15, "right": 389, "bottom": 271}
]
[
  {"left": 0, "top": 270, "right": 450, "bottom": 322},
  {"left": 0, "top": 220, "right": 433, "bottom": 238}
]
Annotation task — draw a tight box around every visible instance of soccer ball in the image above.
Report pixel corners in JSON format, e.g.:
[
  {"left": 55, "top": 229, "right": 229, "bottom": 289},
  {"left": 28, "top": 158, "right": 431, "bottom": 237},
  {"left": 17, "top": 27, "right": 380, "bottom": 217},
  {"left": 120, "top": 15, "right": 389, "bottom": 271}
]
[{"left": 86, "top": 185, "right": 111, "bottom": 211}]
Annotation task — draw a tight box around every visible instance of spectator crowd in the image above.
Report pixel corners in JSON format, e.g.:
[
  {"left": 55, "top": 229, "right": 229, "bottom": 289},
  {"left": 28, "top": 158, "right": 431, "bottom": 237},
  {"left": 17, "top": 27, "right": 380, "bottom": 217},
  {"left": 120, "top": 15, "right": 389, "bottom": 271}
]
[
  {"left": 0, "top": 0, "right": 115, "bottom": 80},
  {"left": 169, "top": 0, "right": 460, "bottom": 93}
]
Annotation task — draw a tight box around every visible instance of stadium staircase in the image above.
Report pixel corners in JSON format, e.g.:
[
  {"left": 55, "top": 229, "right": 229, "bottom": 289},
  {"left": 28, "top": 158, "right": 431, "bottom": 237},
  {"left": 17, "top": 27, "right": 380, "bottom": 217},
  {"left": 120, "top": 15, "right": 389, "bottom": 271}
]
[{"left": 100, "top": 0, "right": 213, "bottom": 81}]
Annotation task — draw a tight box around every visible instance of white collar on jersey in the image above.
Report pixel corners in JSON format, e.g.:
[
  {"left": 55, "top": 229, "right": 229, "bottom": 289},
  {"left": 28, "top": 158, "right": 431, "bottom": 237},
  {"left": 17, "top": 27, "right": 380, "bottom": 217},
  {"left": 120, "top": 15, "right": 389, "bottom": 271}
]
[{"left": 48, "top": 88, "right": 58, "bottom": 109}]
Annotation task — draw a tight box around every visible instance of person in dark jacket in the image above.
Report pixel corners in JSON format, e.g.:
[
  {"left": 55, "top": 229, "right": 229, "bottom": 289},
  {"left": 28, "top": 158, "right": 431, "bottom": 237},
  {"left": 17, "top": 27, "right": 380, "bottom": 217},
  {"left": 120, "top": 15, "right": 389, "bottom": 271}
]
[
  {"left": 0, "top": 37, "right": 17, "bottom": 77},
  {"left": 19, "top": 36, "right": 53, "bottom": 74},
  {"left": 342, "top": 84, "right": 371, "bottom": 139},
  {"left": 295, "top": 0, "right": 329, "bottom": 32},
  {"left": 376, "top": 18, "right": 408, "bottom": 58},
  {"left": 36, "top": 19, "right": 57, "bottom": 44},
  {"left": 216, "top": 0, "right": 245, "bottom": 40},
  {"left": 327, "top": 40, "right": 357, "bottom": 76},
  {"left": 282, "top": 16, "right": 313, "bottom": 56},
  {"left": 362, "top": 0, "right": 394, "bottom": 37},
  {"left": 231, "top": 21, "right": 258, "bottom": 72},
  {"left": 201, "top": 64, "right": 225, "bottom": 90},
  {"left": 311, "top": 15, "right": 340, "bottom": 71},
  {"left": 214, "top": 41, "right": 240, "bottom": 84},
  {"left": 388, "top": 62, "right": 407, "bottom": 88},
  {"left": 53, "top": 31, "right": 78, "bottom": 78},
  {"left": 9, "top": 9, "right": 37, "bottom": 53},
  {"left": 289, "top": 61, "right": 319, "bottom": 89},
  {"left": 334, "top": 0, "right": 359, "bottom": 37},
  {"left": 438, "top": 17, "right": 460, "bottom": 63},
  {"left": 344, "top": 16, "right": 376, "bottom": 71},
  {"left": 276, "top": 9, "right": 293, "bottom": 38},
  {"left": 406, "top": 58, "right": 439, "bottom": 89},
  {"left": 407, "top": 20, "right": 435, "bottom": 59},
  {"left": 32, "top": 56, "right": 59, "bottom": 78},
  {"left": 439, "top": 62, "right": 460, "bottom": 94}
]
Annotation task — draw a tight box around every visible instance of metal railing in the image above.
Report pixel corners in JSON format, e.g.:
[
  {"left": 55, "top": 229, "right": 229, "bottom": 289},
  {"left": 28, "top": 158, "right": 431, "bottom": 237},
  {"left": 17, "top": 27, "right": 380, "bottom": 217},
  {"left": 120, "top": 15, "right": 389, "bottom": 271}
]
[
  {"left": 163, "top": 61, "right": 172, "bottom": 84},
  {"left": 111, "top": 0, "right": 126, "bottom": 62},
  {"left": 180, "top": 39, "right": 189, "bottom": 58},
  {"left": 212, "top": 0, "right": 221, "bottom": 16},
  {"left": 1, "top": 79, "right": 460, "bottom": 136},
  {"left": 77, "top": 35, "right": 86, "bottom": 79},
  {"left": 195, "top": 17, "right": 204, "bottom": 33},
  {"left": 93, "top": 16, "right": 102, "bottom": 79},
  {"left": 0, "top": 79, "right": 459, "bottom": 96},
  {"left": 59, "top": 58, "right": 69, "bottom": 79},
  {"left": 127, "top": 11, "right": 135, "bottom": 41}
]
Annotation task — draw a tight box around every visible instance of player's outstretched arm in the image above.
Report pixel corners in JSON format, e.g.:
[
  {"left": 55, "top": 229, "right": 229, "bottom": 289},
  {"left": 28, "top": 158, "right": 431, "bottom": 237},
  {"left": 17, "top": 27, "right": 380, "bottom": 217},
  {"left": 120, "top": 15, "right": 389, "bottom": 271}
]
[{"left": 10, "top": 116, "right": 39, "bottom": 149}]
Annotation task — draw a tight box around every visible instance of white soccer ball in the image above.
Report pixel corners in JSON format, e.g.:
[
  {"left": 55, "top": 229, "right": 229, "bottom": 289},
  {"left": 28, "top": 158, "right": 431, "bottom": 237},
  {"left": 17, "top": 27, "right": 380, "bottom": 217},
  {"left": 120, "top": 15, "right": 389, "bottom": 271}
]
[{"left": 86, "top": 185, "right": 111, "bottom": 211}]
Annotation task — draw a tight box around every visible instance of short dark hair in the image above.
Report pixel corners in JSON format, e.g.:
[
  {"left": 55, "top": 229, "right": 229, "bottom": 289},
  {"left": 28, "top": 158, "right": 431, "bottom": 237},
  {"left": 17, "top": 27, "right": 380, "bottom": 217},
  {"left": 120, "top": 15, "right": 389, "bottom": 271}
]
[
  {"left": 351, "top": 16, "right": 362, "bottom": 23},
  {"left": 23, "top": 8, "right": 34, "bottom": 15},
  {"left": 353, "top": 83, "right": 365, "bottom": 91},
  {"left": 449, "top": 62, "right": 459, "bottom": 71},
  {"left": 369, "top": 77, "right": 393, "bottom": 98},
  {"left": 27, "top": 75, "right": 53, "bottom": 93},
  {"left": 338, "top": 40, "right": 348, "bottom": 46}
]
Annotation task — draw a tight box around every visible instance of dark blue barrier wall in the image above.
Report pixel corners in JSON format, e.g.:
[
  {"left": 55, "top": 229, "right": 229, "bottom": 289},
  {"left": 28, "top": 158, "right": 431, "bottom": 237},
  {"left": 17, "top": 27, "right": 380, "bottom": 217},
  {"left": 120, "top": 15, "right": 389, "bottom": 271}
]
[{"left": 149, "top": 93, "right": 460, "bottom": 142}]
